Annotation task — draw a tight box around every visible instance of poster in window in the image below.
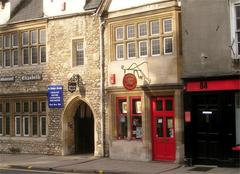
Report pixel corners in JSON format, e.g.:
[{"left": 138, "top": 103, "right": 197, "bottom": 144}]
[
  {"left": 135, "top": 100, "right": 142, "bottom": 114},
  {"left": 136, "top": 127, "right": 142, "bottom": 139},
  {"left": 121, "top": 101, "right": 127, "bottom": 113}
]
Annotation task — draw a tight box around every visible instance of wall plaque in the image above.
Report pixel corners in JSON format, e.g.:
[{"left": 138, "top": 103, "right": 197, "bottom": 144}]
[
  {"left": 123, "top": 73, "right": 137, "bottom": 90},
  {"left": 48, "top": 85, "right": 63, "bottom": 108}
]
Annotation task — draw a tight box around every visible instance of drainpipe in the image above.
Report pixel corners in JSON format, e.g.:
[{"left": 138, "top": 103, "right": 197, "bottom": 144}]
[{"left": 99, "top": 14, "right": 105, "bottom": 157}]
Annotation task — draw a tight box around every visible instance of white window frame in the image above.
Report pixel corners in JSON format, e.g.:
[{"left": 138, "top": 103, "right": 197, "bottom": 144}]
[
  {"left": 116, "top": 44, "right": 124, "bottom": 60},
  {"left": 23, "top": 116, "right": 30, "bottom": 136},
  {"left": 127, "top": 25, "right": 135, "bottom": 39},
  {"left": 231, "top": 0, "right": 240, "bottom": 58},
  {"left": 40, "top": 116, "right": 47, "bottom": 137},
  {"left": 164, "top": 37, "right": 173, "bottom": 55},
  {"left": 138, "top": 23, "right": 147, "bottom": 37},
  {"left": 127, "top": 42, "right": 136, "bottom": 59},
  {"left": 115, "top": 27, "right": 124, "bottom": 40},
  {"left": 151, "top": 39, "right": 160, "bottom": 56},
  {"left": 139, "top": 40, "right": 148, "bottom": 57},
  {"left": 15, "top": 116, "right": 21, "bottom": 136},
  {"left": 163, "top": 18, "right": 172, "bottom": 33},
  {"left": 151, "top": 20, "right": 160, "bottom": 35}
]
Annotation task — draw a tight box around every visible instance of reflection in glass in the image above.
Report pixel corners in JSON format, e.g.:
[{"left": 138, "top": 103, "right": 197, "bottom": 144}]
[
  {"left": 166, "top": 117, "right": 174, "bottom": 138},
  {"left": 156, "top": 117, "right": 163, "bottom": 137}
]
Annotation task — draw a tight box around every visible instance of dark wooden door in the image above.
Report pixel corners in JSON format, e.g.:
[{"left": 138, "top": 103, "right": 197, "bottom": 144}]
[{"left": 152, "top": 97, "right": 176, "bottom": 161}]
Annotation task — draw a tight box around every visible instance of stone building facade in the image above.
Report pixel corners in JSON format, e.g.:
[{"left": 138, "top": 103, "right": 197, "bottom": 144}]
[{"left": 0, "top": 0, "right": 104, "bottom": 156}]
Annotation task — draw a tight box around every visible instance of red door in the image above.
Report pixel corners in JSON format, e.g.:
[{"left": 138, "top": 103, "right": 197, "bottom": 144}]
[{"left": 152, "top": 96, "right": 176, "bottom": 161}]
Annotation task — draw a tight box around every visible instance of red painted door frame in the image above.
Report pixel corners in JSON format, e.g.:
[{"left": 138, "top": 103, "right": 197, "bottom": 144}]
[{"left": 152, "top": 96, "right": 176, "bottom": 161}]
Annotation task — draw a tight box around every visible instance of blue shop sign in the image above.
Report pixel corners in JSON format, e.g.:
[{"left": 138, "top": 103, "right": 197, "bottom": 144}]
[{"left": 48, "top": 85, "right": 63, "bottom": 108}]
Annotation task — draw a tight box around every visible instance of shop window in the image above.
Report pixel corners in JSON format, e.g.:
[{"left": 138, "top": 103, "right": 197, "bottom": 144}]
[
  {"left": 40, "top": 116, "right": 47, "bottom": 136},
  {"left": 32, "top": 116, "right": 38, "bottom": 136},
  {"left": 235, "top": 92, "right": 240, "bottom": 145},
  {"left": 5, "top": 114, "right": 10, "bottom": 135},
  {"left": 0, "top": 116, "right": 2, "bottom": 135},
  {"left": 15, "top": 116, "right": 21, "bottom": 136},
  {"left": 117, "top": 98, "right": 128, "bottom": 139},
  {"left": 116, "top": 96, "right": 142, "bottom": 140},
  {"left": 23, "top": 116, "right": 30, "bottom": 136},
  {"left": 130, "top": 97, "right": 142, "bottom": 139},
  {"left": 0, "top": 98, "right": 47, "bottom": 137}
]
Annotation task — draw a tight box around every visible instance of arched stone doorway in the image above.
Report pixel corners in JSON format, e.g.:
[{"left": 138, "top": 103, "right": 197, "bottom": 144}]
[
  {"left": 74, "top": 102, "right": 94, "bottom": 154},
  {"left": 63, "top": 96, "right": 95, "bottom": 155}
]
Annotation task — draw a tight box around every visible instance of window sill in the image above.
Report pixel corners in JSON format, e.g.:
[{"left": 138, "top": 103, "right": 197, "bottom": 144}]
[{"left": 0, "top": 136, "right": 47, "bottom": 141}]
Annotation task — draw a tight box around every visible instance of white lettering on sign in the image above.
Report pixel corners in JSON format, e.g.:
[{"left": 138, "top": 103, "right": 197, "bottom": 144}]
[
  {"left": 21, "top": 74, "right": 42, "bottom": 81},
  {"left": 202, "top": 111, "right": 212, "bottom": 114}
]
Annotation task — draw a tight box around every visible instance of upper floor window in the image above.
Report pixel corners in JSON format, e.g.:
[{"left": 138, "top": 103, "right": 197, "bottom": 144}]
[
  {"left": 72, "top": 39, "right": 84, "bottom": 66},
  {"left": 231, "top": 1, "right": 240, "bottom": 57},
  {"left": 111, "top": 16, "right": 173, "bottom": 60},
  {"left": 0, "top": 28, "right": 46, "bottom": 68}
]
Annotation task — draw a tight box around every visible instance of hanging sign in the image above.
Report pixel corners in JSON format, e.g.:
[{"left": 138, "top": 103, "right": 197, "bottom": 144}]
[
  {"left": 48, "top": 85, "right": 63, "bottom": 108},
  {"left": 123, "top": 73, "right": 137, "bottom": 90}
]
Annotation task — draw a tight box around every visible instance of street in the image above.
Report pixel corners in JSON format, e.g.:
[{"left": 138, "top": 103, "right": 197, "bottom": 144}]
[{"left": 0, "top": 169, "right": 86, "bottom": 174}]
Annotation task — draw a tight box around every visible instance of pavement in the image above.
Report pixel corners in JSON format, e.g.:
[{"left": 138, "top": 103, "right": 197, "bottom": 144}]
[{"left": 0, "top": 153, "right": 240, "bottom": 174}]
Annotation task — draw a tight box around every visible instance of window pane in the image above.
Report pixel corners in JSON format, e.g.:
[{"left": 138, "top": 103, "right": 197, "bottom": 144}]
[
  {"left": 32, "top": 101, "right": 38, "bottom": 112},
  {"left": 39, "top": 29, "right": 46, "bottom": 44},
  {"left": 31, "top": 47, "right": 37, "bottom": 64},
  {"left": 12, "top": 49, "right": 18, "bottom": 66},
  {"left": 139, "top": 41, "right": 148, "bottom": 57},
  {"left": 6, "top": 115, "right": 10, "bottom": 135},
  {"left": 32, "top": 116, "right": 38, "bottom": 136},
  {"left": 4, "top": 50, "right": 10, "bottom": 67},
  {"left": 237, "top": 19, "right": 240, "bottom": 30},
  {"left": 41, "top": 102, "right": 46, "bottom": 112},
  {"left": 4, "top": 34, "right": 11, "bottom": 48},
  {"left": 23, "top": 102, "right": 29, "bottom": 112},
  {"left": 0, "top": 35, "right": 3, "bottom": 48},
  {"left": 138, "top": 23, "right": 147, "bottom": 37},
  {"left": 132, "top": 116, "right": 142, "bottom": 139},
  {"left": 0, "top": 116, "right": 2, "bottom": 134},
  {"left": 22, "top": 48, "right": 29, "bottom": 64},
  {"left": 151, "top": 20, "right": 159, "bottom": 35},
  {"left": 6, "top": 102, "right": 10, "bottom": 112},
  {"left": 166, "top": 117, "right": 174, "bottom": 138},
  {"left": 12, "top": 33, "right": 18, "bottom": 47},
  {"left": 127, "top": 42, "right": 135, "bottom": 58},
  {"left": 76, "top": 41, "right": 84, "bottom": 65},
  {"left": 156, "top": 117, "right": 163, "bottom": 137},
  {"left": 116, "top": 44, "right": 124, "bottom": 60},
  {"left": 164, "top": 37, "right": 173, "bottom": 54},
  {"left": 127, "top": 25, "right": 135, "bottom": 38},
  {"left": 163, "top": 19, "right": 172, "bottom": 33},
  {"left": 31, "top": 30, "right": 37, "bottom": 44},
  {"left": 0, "top": 103, "right": 2, "bottom": 112},
  {"left": 0, "top": 51, "right": 2, "bottom": 67},
  {"left": 15, "top": 117, "right": 21, "bottom": 135},
  {"left": 156, "top": 100, "right": 163, "bottom": 111},
  {"left": 22, "top": 32, "right": 29, "bottom": 45},
  {"left": 116, "top": 27, "right": 124, "bottom": 40},
  {"left": 236, "top": 5, "right": 240, "bottom": 18},
  {"left": 41, "top": 116, "right": 46, "bottom": 136},
  {"left": 118, "top": 99, "right": 127, "bottom": 139},
  {"left": 23, "top": 117, "right": 29, "bottom": 136},
  {"left": 151, "top": 39, "right": 160, "bottom": 55},
  {"left": 16, "top": 102, "right": 20, "bottom": 113},
  {"left": 132, "top": 99, "right": 141, "bottom": 114},
  {"left": 166, "top": 100, "right": 173, "bottom": 111},
  {"left": 40, "top": 46, "right": 46, "bottom": 63}
]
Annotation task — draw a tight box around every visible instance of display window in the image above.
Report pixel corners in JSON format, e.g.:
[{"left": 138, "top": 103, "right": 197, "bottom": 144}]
[{"left": 116, "top": 96, "right": 142, "bottom": 140}]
